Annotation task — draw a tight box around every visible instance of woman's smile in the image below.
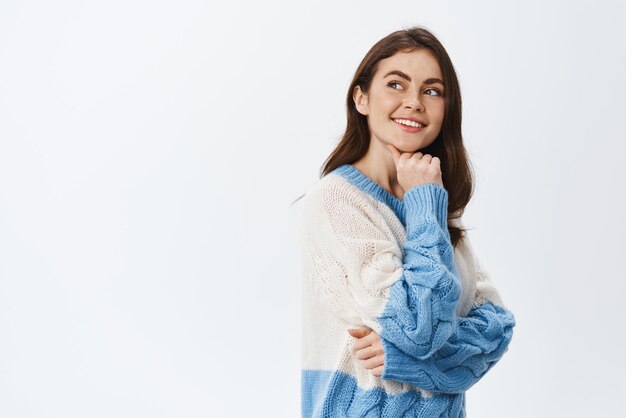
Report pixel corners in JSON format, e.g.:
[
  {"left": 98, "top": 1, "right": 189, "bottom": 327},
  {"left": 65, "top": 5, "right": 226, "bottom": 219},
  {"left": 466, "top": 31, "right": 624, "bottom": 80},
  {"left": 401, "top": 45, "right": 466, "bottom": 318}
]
[{"left": 392, "top": 117, "right": 427, "bottom": 133}]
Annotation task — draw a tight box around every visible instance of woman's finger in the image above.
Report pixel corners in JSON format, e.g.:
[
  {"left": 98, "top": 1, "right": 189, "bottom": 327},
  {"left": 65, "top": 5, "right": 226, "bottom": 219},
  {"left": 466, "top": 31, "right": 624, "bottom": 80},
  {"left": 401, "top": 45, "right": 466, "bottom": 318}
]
[
  {"left": 353, "top": 335, "right": 373, "bottom": 351},
  {"left": 371, "top": 365, "right": 384, "bottom": 377},
  {"left": 355, "top": 345, "right": 379, "bottom": 360},
  {"left": 431, "top": 156, "right": 443, "bottom": 174},
  {"left": 363, "top": 354, "right": 385, "bottom": 369},
  {"left": 348, "top": 327, "right": 372, "bottom": 339}
]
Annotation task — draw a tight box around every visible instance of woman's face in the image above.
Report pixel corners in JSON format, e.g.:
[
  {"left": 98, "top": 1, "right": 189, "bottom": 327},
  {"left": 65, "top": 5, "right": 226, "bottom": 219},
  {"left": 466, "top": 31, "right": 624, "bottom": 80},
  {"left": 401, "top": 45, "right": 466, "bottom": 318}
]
[{"left": 353, "top": 48, "right": 446, "bottom": 153}]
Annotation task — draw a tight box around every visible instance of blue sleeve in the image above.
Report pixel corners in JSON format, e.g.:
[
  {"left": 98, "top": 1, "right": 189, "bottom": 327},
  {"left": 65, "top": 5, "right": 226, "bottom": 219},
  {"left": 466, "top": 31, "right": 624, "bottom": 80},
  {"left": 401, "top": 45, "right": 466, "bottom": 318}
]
[
  {"left": 377, "top": 183, "right": 516, "bottom": 393},
  {"left": 380, "top": 300, "right": 515, "bottom": 393},
  {"left": 375, "top": 183, "right": 463, "bottom": 360}
]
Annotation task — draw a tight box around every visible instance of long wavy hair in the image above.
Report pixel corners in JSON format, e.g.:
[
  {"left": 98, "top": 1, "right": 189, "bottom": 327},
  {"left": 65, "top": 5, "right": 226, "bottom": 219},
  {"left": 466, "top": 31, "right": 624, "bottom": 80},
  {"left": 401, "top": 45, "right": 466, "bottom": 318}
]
[{"left": 319, "top": 26, "right": 474, "bottom": 247}]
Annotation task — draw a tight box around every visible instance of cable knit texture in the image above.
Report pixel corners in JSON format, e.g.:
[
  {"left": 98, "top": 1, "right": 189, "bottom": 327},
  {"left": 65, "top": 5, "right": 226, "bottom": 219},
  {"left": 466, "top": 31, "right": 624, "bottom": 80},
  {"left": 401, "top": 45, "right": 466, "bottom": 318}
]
[{"left": 299, "top": 164, "right": 515, "bottom": 418}]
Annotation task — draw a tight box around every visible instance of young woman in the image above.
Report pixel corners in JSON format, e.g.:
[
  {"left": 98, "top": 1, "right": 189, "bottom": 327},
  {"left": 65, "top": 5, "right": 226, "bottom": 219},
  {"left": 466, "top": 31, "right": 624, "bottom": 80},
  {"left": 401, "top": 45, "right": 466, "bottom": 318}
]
[{"left": 299, "top": 27, "right": 515, "bottom": 417}]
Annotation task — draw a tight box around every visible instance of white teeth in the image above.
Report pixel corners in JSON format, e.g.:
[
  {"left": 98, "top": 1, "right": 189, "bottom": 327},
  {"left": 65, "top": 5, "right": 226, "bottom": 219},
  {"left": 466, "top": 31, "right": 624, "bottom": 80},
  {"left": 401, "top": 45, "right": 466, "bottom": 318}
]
[{"left": 394, "top": 118, "right": 423, "bottom": 128}]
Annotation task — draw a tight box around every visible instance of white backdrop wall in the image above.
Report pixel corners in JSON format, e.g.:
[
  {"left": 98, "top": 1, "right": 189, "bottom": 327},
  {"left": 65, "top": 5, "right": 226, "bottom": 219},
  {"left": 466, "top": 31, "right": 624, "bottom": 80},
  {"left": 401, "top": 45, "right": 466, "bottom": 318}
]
[{"left": 1, "top": 1, "right": 625, "bottom": 417}]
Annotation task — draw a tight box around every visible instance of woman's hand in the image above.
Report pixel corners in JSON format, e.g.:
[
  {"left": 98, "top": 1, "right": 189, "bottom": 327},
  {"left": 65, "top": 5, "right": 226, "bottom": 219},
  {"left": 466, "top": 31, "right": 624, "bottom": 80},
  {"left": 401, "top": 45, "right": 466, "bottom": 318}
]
[
  {"left": 348, "top": 327, "right": 385, "bottom": 377},
  {"left": 386, "top": 144, "right": 443, "bottom": 191}
]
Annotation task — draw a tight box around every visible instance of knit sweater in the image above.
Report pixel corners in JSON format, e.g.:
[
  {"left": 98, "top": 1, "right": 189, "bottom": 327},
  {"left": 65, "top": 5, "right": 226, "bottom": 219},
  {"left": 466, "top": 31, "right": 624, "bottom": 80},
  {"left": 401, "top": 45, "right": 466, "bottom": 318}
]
[{"left": 298, "top": 163, "right": 515, "bottom": 418}]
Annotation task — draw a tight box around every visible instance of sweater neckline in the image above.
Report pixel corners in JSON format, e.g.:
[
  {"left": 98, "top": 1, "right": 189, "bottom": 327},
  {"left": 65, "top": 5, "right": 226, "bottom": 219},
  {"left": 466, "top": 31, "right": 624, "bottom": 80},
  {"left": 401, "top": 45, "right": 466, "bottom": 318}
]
[{"left": 331, "top": 164, "right": 406, "bottom": 224}]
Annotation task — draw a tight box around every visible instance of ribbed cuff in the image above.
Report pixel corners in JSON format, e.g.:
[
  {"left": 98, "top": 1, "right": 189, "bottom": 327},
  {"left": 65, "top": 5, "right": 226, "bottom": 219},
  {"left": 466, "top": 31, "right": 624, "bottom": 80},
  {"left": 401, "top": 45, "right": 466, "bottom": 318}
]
[
  {"left": 379, "top": 336, "right": 427, "bottom": 385},
  {"left": 403, "top": 183, "right": 448, "bottom": 234}
]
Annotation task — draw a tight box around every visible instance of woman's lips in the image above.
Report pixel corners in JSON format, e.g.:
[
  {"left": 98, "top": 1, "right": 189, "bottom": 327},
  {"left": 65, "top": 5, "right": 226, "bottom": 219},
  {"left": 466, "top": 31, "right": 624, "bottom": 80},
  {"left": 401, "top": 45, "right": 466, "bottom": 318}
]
[{"left": 393, "top": 119, "right": 425, "bottom": 133}]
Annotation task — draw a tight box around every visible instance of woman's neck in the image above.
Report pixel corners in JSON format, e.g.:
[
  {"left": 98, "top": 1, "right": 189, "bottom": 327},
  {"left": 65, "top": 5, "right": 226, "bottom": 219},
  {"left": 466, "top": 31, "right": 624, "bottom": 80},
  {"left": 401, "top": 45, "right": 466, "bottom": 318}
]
[{"left": 352, "top": 144, "right": 405, "bottom": 200}]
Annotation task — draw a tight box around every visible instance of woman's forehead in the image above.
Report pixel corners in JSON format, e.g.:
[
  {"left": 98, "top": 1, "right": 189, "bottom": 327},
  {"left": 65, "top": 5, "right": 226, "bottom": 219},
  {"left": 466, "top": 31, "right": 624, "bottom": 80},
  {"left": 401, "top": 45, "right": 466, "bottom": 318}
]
[{"left": 376, "top": 49, "right": 442, "bottom": 79}]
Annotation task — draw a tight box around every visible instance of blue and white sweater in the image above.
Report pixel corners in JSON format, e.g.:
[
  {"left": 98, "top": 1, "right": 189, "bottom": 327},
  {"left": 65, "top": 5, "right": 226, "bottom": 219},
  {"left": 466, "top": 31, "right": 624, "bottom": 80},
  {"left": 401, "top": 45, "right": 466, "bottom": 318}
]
[{"left": 298, "top": 163, "right": 515, "bottom": 417}]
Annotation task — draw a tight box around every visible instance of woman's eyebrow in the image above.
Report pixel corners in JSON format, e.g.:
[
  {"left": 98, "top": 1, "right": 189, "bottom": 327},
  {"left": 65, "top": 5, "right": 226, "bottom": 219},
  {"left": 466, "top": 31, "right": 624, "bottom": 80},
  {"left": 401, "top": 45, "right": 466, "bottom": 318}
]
[{"left": 383, "top": 70, "right": 444, "bottom": 86}]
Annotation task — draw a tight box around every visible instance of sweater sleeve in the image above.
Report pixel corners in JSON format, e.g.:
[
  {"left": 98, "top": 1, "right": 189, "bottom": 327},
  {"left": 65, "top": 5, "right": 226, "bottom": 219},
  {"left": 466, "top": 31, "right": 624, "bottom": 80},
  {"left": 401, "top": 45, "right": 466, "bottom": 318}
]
[
  {"left": 376, "top": 183, "right": 463, "bottom": 359},
  {"left": 301, "top": 178, "right": 462, "bottom": 359},
  {"left": 379, "top": 230, "right": 516, "bottom": 394}
]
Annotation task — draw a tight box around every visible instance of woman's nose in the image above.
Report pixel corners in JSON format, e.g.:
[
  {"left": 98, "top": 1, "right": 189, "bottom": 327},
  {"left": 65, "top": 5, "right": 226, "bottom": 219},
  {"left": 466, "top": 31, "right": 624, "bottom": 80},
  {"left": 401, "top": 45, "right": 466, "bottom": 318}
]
[{"left": 404, "top": 93, "right": 424, "bottom": 111}]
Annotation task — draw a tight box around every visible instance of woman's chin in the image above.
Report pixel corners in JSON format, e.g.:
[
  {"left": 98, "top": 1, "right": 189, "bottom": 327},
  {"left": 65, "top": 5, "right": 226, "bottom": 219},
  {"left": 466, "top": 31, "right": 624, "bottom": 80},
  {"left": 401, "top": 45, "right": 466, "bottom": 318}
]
[{"left": 392, "top": 142, "right": 423, "bottom": 154}]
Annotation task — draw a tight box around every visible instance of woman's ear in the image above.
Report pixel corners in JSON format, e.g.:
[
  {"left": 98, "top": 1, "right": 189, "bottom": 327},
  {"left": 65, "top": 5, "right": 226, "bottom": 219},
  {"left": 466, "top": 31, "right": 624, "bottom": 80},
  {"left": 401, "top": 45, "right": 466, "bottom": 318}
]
[{"left": 353, "top": 85, "right": 369, "bottom": 116}]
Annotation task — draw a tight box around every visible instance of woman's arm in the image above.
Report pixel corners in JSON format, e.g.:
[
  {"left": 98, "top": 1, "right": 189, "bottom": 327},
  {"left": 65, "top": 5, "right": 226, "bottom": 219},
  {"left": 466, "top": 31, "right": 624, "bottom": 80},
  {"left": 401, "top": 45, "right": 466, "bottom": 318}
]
[
  {"left": 379, "top": 299, "right": 515, "bottom": 394},
  {"left": 353, "top": 233, "right": 516, "bottom": 394},
  {"left": 301, "top": 177, "right": 462, "bottom": 359}
]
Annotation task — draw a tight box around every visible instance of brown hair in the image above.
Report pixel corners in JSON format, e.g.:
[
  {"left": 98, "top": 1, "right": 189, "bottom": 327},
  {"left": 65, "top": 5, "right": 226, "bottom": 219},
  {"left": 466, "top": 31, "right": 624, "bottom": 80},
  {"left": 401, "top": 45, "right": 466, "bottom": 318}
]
[{"left": 320, "top": 26, "right": 474, "bottom": 247}]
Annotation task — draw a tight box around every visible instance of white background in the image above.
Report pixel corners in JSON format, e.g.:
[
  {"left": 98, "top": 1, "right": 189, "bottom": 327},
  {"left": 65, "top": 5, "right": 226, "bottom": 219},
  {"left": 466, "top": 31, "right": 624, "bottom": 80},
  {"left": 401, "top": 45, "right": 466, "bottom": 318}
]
[{"left": 1, "top": 0, "right": 625, "bottom": 417}]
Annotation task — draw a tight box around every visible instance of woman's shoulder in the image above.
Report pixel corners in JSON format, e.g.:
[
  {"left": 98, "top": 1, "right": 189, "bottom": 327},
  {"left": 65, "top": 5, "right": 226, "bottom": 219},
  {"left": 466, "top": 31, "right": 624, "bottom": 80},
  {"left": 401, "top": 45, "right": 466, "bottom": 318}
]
[
  {"left": 299, "top": 173, "right": 396, "bottom": 235},
  {"left": 303, "top": 172, "right": 372, "bottom": 211},
  {"left": 299, "top": 172, "right": 403, "bottom": 248}
]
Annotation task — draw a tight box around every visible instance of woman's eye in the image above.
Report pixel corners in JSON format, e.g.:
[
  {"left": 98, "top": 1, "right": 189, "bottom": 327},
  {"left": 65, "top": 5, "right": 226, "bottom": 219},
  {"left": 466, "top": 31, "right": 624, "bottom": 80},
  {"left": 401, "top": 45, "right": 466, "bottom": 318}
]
[
  {"left": 424, "top": 88, "right": 441, "bottom": 96},
  {"left": 387, "top": 81, "right": 403, "bottom": 90}
]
